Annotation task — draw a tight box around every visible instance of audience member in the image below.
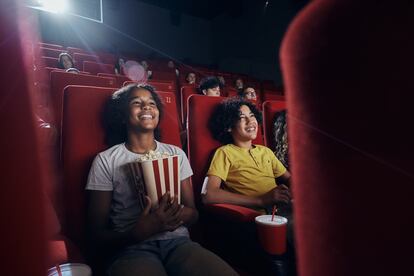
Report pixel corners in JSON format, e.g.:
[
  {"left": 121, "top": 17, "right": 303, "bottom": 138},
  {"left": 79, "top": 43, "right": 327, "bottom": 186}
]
[
  {"left": 114, "top": 57, "right": 125, "bottom": 75},
  {"left": 185, "top": 72, "right": 196, "bottom": 85},
  {"left": 203, "top": 97, "right": 295, "bottom": 275},
  {"left": 238, "top": 85, "right": 257, "bottom": 101},
  {"left": 168, "top": 60, "right": 180, "bottom": 76},
  {"left": 273, "top": 110, "right": 289, "bottom": 169},
  {"left": 86, "top": 84, "right": 237, "bottom": 276},
  {"left": 140, "top": 60, "right": 152, "bottom": 79},
  {"left": 58, "top": 53, "right": 74, "bottom": 70},
  {"left": 199, "top": 76, "right": 223, "bottom": 97},
  {"left": 234, "top": 78, "right": 244, "bottom": 90},
  {"left": 217, "top": 76, "right": 226, "bottom": 86}
]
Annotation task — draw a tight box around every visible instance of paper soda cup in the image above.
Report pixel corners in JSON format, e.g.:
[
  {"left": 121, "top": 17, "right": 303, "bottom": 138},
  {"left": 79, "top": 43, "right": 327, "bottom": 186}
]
[
  {"left": 255, "top": 215, "right": 288, "bottom": 255},
  {"left": 47, "top": 263, "right": 92, "bottom": 276},
  {"left": 129, "top": 155, "right": 180, "bottom": 208}
]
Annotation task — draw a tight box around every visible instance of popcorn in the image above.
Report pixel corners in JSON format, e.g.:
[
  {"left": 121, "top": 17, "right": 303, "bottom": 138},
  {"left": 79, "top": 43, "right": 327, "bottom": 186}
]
[
  {"left": 129, "top": 151, "right": 181, "bottom": 209},
  {"left": 137, "top": 150, "right": 171, "bottom": 161}
]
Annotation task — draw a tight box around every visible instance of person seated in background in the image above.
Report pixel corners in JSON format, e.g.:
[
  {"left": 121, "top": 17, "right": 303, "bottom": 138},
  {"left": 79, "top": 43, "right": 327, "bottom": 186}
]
[
  {"left": 58, "top": 52, "right": 74, "bottom": 70},
  {"left": 199, "top": 76, "right": 223, "bottom": 97},
  {"left": 168, "top": 60, "right": 180, "bottom": 76},
  {"left": 114, "top": 57, "right": 125, "bottom": 75},
  {"left": 86, "top": 83, "right": 237, "bottom": 276},
  {"left": 217, "top": 76, "right": 226, "bottom": 86},
  {"left": 234, "top": 77, "right": 244, "bottom": 91},
  {"left": 140, "top": 60, "right": 152, "bottom": 79},
  {"left": 185, "top": 72, "right": 197, "bottom": 85},
  {"left": 273, "top": 110, "right": 289, "bottom": 170},
  {"left": 66, "top": 67, "right": 80, "bottom": 74},
  {"left": 238, "top": 85, "right": 257, "bottom": 101}
]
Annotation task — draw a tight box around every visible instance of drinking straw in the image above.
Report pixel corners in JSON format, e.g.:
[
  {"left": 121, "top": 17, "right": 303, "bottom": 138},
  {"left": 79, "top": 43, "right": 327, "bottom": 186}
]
[
  {"left": 271, "top": 205, "right": 277, "bottom": 221},
  {"left": 56, "top": 264, "right": 62, "bottom": 276}
]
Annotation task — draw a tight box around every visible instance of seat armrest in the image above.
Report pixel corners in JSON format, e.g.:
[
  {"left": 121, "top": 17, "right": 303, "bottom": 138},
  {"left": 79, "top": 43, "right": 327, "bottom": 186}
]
[{"left": 204, "top": 203, "right": 261, "bottom": 223}]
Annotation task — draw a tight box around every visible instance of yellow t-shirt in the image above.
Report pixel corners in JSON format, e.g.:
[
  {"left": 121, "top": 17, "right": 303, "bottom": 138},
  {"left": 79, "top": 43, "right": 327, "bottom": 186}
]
[{"left": 207, "top": 144, "right": 287, "bottom": 197}]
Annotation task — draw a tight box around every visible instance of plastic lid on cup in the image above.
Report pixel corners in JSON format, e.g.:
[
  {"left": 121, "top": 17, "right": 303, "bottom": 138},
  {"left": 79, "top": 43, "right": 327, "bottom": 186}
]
[{"left": 255, "top": 215, "right": 288, "bottom": 226}]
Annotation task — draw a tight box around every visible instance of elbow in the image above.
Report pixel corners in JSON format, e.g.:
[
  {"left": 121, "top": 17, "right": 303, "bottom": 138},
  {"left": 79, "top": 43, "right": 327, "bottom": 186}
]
[{"left": 201, "top": 192, "right": 214, "bottom": 205}]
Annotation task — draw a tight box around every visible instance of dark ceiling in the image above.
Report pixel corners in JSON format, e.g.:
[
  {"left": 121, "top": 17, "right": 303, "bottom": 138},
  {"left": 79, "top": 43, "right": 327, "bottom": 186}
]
[{"left": 134, "top": 0, "right": 244, "bottom": 20}]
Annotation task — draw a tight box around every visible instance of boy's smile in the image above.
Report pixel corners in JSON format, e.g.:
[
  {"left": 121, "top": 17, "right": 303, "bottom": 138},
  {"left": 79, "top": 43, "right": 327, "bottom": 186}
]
[{"left": 230, "top": 105, "right": 258, "bottom": 145}]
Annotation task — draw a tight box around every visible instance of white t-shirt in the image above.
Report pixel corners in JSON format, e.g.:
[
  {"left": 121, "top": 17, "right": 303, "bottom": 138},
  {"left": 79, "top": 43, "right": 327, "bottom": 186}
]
[{"left": 86, "top": 141, "right": 193, "bottom": 241}]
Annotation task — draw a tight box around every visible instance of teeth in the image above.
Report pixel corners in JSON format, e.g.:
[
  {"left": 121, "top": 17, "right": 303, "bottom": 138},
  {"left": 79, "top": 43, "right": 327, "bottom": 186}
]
[{"left": 140, "top": 114, "right": 152, "bottom": 119}]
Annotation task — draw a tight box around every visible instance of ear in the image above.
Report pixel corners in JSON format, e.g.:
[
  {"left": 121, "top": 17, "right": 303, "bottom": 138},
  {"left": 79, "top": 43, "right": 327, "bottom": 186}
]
[{"left": 202, "top": 89, "right": 207, "bottom": 95}]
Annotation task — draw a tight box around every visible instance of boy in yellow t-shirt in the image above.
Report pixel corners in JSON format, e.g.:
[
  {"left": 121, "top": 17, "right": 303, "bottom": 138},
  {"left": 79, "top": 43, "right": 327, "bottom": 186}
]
[
  {"left": 203, "top": 98, "right": 292, "bottom": 210},
  {"left": 203, "top": 97, "right": 295, "bottom": 275}
]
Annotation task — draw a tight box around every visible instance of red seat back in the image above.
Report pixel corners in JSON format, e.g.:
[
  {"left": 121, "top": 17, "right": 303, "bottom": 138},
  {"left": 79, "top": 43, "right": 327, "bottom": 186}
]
[
  {"left": 50, "top": 71, "right": 117, "bottom": 137},
  {"left": 262, "top": 100, "right": 287, "bottom": 150},
  {"left": 40, "top": 56, "right": 59, "bottom": 68},
  {"left": 123, "top": 80, "right": 176, "bottom": 92},
  {"left": 83, "top": 61, "right": 115, "bottom": 75},
  {"left": 187, "top": 95, "right": 224, "bottom": 205},
  {"left": 40, "top": 47, "right": 66, "bottom": 58},
  {"left": 61, "top": 85, "right": 182, "bottom": 244},
  {"left": 72, "top": 53, "right": 99, "bottom": 69},
  {"left": 98, "top": 73, "right": 131, "bottom": 87},
  {"left": 280, "top": 1, "right": 414, "bottom": 275},
  {"left": 180, "top": 86, "right": 198, "bottom": 124},
  {"left": 262, "top": 89, "right": 284, "bottom": 102},
  {"left": 39, "top": 42, "right": 64, "bottom": 50}
]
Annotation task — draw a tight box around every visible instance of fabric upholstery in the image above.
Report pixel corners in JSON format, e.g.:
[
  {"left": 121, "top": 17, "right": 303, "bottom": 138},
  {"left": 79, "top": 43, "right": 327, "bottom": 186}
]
[
  {"left": 280, "top": 1, "right": 414, "bottom": 275},
  {"left": 83, "top": 61, "right": 115, "bottom": 75}
]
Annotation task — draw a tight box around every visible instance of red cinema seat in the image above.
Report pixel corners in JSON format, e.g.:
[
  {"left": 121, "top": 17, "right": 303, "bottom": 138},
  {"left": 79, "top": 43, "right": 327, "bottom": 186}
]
[
  {"left": 61, "top": 85, "right": 184, "bottom": 251},
  {"left": 280, "top": 1, "right": 414, "bottom": 276},
  {"left": 98, "top": 73, "right": 131, "bottom": 87},
  {"left": 83, "top": 61, "right": 115, "bottom": 75},
  {"left": 262, "top": 92, "right": 285, "bottom": 102},
  {"left": 40, "top": 56, "right": 59, "bottom": 68},
  {"left": 180, "top": 85, "right": 198, "bottom": 125},
  {"left": 123, "top": 80, "right": 176, "bottom": 93},
  {"left": 96, "top": 52, "right": 116, "bottom": 65},
  {"left": 72, "top": 53, "right": 100, "bottom": 69},
  {"left": 151, "top": 70, "right": 177, "bottom": 81},
  {"left": 50, "top": 71, "right": 117, "bottom": 138},
  {"left": 262, "top": 100, "right": 287, "bottom": 150},
  {"left": 39, "top": 42, "right": 64, "bottom": 50},
  {"left": 262, "top": 89, "right": 284, "bottom": 102},
  {"left": 40, "top": 47, "right": 66, "bottom": 58},
  {"left": 66, "top": 46, "right": 89, "bottom": 55}
]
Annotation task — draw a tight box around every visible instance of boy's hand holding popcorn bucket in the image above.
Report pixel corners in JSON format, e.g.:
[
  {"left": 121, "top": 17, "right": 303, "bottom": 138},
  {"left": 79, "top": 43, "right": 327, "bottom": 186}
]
[{"left": 129, "top": 150, "right": 181, "bottom": 210}]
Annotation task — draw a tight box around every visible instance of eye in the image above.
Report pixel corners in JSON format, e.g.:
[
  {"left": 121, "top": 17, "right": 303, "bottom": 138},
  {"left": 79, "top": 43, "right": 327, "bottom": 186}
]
[{"left": 250, "top": 113, "right": 256, "bottom": 118}]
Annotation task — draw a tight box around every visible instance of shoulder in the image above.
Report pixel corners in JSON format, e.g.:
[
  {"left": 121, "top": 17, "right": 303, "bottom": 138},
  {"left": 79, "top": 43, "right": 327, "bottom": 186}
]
[
  {"left": 254, "top": 145, "right": 275, "bottom": 155},
  {"left": 157, "top": 142, "right": 186, "bottom": 156},
  {"left": 97, "top": 143, "right": 125, "bottom": 159}
]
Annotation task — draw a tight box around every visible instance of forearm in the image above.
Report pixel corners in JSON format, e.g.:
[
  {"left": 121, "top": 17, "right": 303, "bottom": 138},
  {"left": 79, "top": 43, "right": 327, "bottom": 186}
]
[
  {"left": 202, "top": 188, "right": 263, "bottom": 209},
  {"left": 90, "top": 216, "right": 160, "bottom": 250},
  {"left": 180, "top": 206, "right": 198, "bottom": 227}
]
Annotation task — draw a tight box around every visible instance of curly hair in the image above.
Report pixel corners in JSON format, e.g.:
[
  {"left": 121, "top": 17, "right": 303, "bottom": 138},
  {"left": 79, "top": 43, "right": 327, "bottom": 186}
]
[
  {"left": 208, "top": 97, "right": 262, "bottom": 144},
  {"left": 104, "top": 83, "right": 164, "bottom": 146},
  {"left": 199, "top": 76, "right": 223, "bottom": 94},
  {"left": 273, "top": 110, "right": 289, "bottom": 169}
]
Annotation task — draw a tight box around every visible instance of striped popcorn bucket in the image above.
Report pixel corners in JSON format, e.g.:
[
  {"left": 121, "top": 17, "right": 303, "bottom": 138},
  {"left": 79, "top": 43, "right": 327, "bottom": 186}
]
[{"left": 129, "top": 155, "right": 181, "bottom": 208}]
